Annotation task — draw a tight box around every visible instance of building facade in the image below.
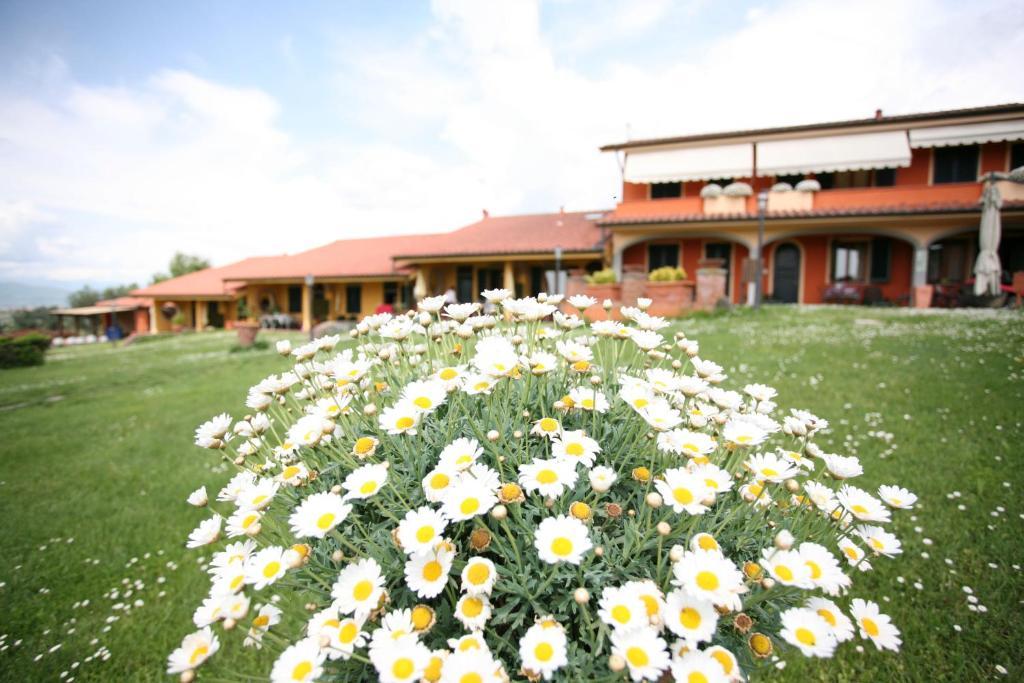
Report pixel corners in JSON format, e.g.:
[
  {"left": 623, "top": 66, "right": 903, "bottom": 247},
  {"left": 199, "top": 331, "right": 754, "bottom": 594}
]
[{"left": 133, "top": 104, "right": 1024, "bottom": 328}]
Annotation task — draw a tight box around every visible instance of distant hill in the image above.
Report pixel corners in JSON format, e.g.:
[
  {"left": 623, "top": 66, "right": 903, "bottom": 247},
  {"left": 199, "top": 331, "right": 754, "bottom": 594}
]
[{"left": 0, "top": 281, "right": 73, "bottom": 309}]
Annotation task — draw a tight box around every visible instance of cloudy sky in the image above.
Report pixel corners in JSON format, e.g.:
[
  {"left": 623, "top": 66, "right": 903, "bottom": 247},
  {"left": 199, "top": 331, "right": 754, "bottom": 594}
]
[{"left": 1, "top": 0, "right": 1022, "bottom": 288}]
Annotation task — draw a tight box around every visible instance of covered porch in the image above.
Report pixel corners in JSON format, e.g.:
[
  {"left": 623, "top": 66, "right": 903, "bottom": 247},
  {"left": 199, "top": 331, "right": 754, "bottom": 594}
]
[{"left": 236, "top": 277, "right": 414, "bottom": 331}]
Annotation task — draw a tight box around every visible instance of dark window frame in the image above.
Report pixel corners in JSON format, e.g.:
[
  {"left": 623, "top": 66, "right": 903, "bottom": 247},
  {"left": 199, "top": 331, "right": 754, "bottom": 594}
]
[
  {"left": 650, "top": 182, "right": 682, "bottom": 199},
  {"left": 830, "top": 240, "right": 869, "bottom": 282},
  {"left": 932, "top": 145, "right": 979, "bottom": 184},
  {"left": 648, "top": 243, "right": 680, "bottom": 271},
  {"left": 287, "top": 285, "right": 302, "bottom": 313},
  {"left": 345, "top": 284, "right": 362, "bottom": 314}
]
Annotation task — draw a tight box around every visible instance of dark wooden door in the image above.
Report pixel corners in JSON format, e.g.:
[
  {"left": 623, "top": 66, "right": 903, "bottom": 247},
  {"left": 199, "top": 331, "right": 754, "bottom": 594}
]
[{"left": 773, "top": 243, "right": 800, "bottom": 303}]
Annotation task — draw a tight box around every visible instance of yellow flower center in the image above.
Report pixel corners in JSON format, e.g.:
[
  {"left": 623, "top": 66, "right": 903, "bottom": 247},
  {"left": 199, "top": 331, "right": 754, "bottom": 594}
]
[
  {"left": 762, "top": 468, "right": 778, "bottom": 477},
  {"left": 282, "top": 466, "right": 301, "bottom": 479},
  {"left": 429, "top": 472, "right": 450, "bottom": 489},
  {"left": 572, "top": 360, "right": 590, "bottom": 372},
  {"left": 673, "top": 487, "right": 694, "bottom": 504},
  {"left": 230, "top": 574, "right": 244, "bottom": 590},
  {"left": 736, "top": 435, "right": 752, "bottom": 444},
  {"left": 467, "top": 563, "right": 490, "bottom": 585},
  {"left": 316, "top": 513, "right": 335, "bottom": 530},
  {"left": 460, "top": 675, "right": 483, "bottom": 683},
  {"left": 537, "top": 469, "right": 558, "bottom": 484},
  {"left": 710, "top": 650, "right": 733, "bottom": 673},
  {"left": 680, "top": 607, "right": 702, "bottom": 630},
  {"left": 534, "top": 641, "right": 554, "bottom": 661},
  {"left": 843, "top": 546, "right": 859, "bottom": 559},
  {"left": 392, "top": 658, "right": 414, "bottom": 679},
  {"left": 582, "top": 398, "right": 595, "bottom": 409},
  {"left": 626, "top": 647, "right": 649, "bottom": 667},
  {"left": 261, "top": 561, "right": 281, "bottom": 579},
  {"left": 352, "top": 579, "right": 374, "bottom": 601},
  {"left": 775, "top": 565, "right": 794, "bottom": 582},
  {"left": 291, "top": 661, "right": 313, "bottom": 680},
  {"left": 695, "top": 571, "right": 719, "bottom": 591},
  {"left": 640, "top": 595, "right": 659, "bottom": 616},
  {"left": 611, "top": 605, "right": 631, "bottom": 624},
  {"left": 565, "top": 442, "right": 584, "bottom": 456},
  {"left": 852, "top": 504, "right": 868, "bottom": 514},
  {"left": 413, "top": 397, "right": 432, "bottom": 409},
  {"left": 412, "top": 606, "right": 433, "bottom": 630},
  {"left": 460, "top": 497, "right": 480, "bottom": 515},
  {"left": 551, "top": 537, "right": 573, "bottom": 557},
  {"left": 439, "top": 368, "right": 458, "bottom": 380},
  {"left": 354, "top": 437, "right": 375, "bottom": 453},
  {"left": 806, "top": 560, "right": 822, "bottom": 579},
  {"left": 252, "top": 614, "right": 270, "bottom": 627},
  {"left": 424, "top": 656, "right": 443, "bottom": 682},
  {"left": 697, "top": 536, "right": 719, "bottom": 551},
  {"left": 688, "top": 674, "right": 709, "bottom": 683},
  {"left": 861, "top": 617, "right": 880, "bottom": 637},
  {"left": 817, "top": 608, "right": 837, "bottom": 626},
  {"left": 422, "top": 561, "right": 443, "bottom": 582},
  {"left": 461, "top": 597, "right": 483, "bottom": 618},
  {"left": 360, "top": 481, "right": 378, "bottom": 495},
  {"left": 539, "top": 417, "right": 558, "bottom": 432},
  {"left": 338, "top": 621, "right": 358, "bottom": 643},
  {"left": 795, "top": 628, "right": 816, "bottom": 646},
  {"left": 189, "top": 645, "right": 209, "bottom": 665},
  {"left": 634, "top": 398, "right": 649, "bottom": 408},
  {"left": 416, "top": 525, "right": 435, "bottom": 544}
]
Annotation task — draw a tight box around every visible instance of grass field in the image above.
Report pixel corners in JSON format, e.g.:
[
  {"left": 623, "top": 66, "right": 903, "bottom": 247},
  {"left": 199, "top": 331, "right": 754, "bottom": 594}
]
[{"left": 0, "top": 307, "right": 1021, "bottom": 682}]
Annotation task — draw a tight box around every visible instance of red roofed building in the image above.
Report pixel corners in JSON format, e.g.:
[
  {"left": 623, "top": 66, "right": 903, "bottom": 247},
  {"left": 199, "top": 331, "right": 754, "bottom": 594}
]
[{"left": 599, "top": 103, "right": 1024, "bottom": 305}]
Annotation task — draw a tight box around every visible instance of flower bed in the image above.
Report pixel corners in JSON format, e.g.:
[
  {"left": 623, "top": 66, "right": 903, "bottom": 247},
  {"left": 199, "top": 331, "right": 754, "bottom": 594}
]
[{"left": 172, "top": 289, "right": 910, "bottom": 682}]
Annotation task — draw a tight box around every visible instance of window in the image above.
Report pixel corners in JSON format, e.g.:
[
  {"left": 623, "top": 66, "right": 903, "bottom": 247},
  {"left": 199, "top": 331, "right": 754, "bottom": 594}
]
[
  {"left": 1011, "top": 143, "right": 1024, "bottom": 172},
  {"left": 814, "top": 173, "right": 835, "bottom": 190},
  {"left": 648, "top": 244, "right": 680, "bottom": 270},
  {"left": 933, "top": 145, "right": 979, "bottom": 184},
  {"left": 831, "top": 241, "right": 867, "bottom": 281},
  {"left": 874, "top": 168, "right": 896, "bottom": 186},
  {"left": 345, "top": 284, "right": 362, "bottom": 314},
  {"left": 704, "top": 243, "right": 732, "bottom": 295},
  {"left": 383, "top": 281, "right": 398, "bottom": 306},
  {"left": 456, "top": 266, "right": 473, "bottom": 303},
  {"left": 287, "top": 285, "right": 302, "bottom": 313},
  {"left": 478, "top": 268, "right": 503, "bottom": 297},
  {"left": 650, "top": 182, "right": 682, "bottom": 199},
  {"left": 869, "top": 238, "right": 891, "bottom": 282}
]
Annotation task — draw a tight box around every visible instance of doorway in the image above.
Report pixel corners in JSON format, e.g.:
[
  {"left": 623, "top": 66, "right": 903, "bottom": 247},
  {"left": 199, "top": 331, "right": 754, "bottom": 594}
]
[{"left": 772, "top": 243, "right": 801, "bottom": 303}]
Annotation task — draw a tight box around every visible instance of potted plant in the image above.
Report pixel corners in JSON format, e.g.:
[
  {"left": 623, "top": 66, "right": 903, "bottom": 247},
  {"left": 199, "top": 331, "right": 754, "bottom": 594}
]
[
  {"left": 583, "top": 268, "right": 620, "bottom": 303},
  {"left": 644, "top": 266, "right": 694, "bottom": 315}
]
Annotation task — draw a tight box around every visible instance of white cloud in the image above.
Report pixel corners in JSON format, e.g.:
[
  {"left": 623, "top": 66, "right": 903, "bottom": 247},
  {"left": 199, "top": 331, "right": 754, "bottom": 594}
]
[{"left": 0, "top": 0, "right": 1021, "bottom": 286}]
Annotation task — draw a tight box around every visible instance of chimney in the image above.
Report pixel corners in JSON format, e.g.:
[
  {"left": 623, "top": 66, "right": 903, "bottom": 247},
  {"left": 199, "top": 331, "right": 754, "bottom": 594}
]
[
  {"left": 559, "top": 205, "right": 565, "bottom": 214},
  {"left": 874, "top": 108, "right": 883, "bottom": 120},
  {"left": 482, "top": 209, "right": 489, "bottom": 219}
]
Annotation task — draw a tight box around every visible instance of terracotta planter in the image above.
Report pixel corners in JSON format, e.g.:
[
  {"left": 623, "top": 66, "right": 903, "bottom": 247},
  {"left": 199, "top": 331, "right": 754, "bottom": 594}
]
[
  {"left": 584, "top": 283, "right": 621, "bottom": 303},
  {"left": 643, "top": 280, "right": 695, "bottom": 317},
  {"left": 912, "top": 285, "right": 934, "bottom": 309},
  {"left": 235, "top": 321, "right": 260, "bottom": 347}
]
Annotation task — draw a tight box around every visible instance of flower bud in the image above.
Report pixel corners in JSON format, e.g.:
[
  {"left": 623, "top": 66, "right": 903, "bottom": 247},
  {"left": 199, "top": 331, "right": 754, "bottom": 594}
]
[
  {"left": 733, "top": 612, "right": 754, "bottom": 633},
  {"left": 671, "top": 359, "right": 682, "bottom": 369},
  {"left": 760, "top": 577, "right": 776, "bottom": 590},
  {"left": 785, "top": 478, "right": 800, "bottom": 493},
  {"left": 669, "top": 544, "right": 684, "bottom": 562},
  {"left": 590, "top": 375, "right": 602, "bottom": 386},
  {"left": 608, "top": 655, "right": 625, "bottom": 672},
  {"left": 594, "top": 545, "right": 604, "bottom": 557},
  {"left": 331, "top": 549, "right": 344, "bottom": 563},
  {"left": 513, "top": 430, "right": 523, "bottom": 439},
  {"left": 701, "top": 493, "right": 716, "bottom": 507},
  {"left": 602, "top": 299, "right": 613, "bottom": 310},
  {"left": 656, "top": 521, "right": 671, "bottom": 536},
  {"left": 363, "top": 403, "right": 377, "bottom": 416},
  {"left": 180, "top": 671, "right": 196, "bottom": 683},
  {"left": 774, "top": 529, "right": 794, "bottom": 550},
  {"left": 490, "top": 504, "right": 508, "bottom": 521},
  {"left": 276, "top": 340, "right": 292, "bottom": 356},
  {"left": 222, "top": 618, "right": 237, "bottom": 631},
  {"left": 748, "top": 633, "right": 773, "bottom": 658},
  {"left": 487, "top": 430, "right": 500, "bottom": 442},
  {"left": 573, "top": 588, "right": 590, "bottom": 604},
  {"left": 470, "top": 528, "right": 492, "bottom": 551},
  {"left": 646, "top": 492, "right": 663, "bottom": 509}
]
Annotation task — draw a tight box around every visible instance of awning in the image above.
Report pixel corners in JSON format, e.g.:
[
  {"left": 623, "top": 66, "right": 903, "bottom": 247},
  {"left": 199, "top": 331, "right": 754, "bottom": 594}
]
[
  {"left": 756, "top": 131, "right": 912, "bottom": 176},
  {"left": 909, "top": 119, "right": 1024, "bottom": 148},
  {"left": 624, "top": 143, "right": 753, "bottom": 183},
  {"left": 52, "top": 304, "right": 141, "bottom": 316}
]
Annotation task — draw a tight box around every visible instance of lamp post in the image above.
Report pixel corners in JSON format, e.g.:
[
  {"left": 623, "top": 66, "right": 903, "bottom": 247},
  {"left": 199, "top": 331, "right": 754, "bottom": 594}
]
[
  {"left": 754, "top": 190, "right": 768, "bottom": 310},
  {"left": 554, "top": 246, "right": 563, "bottom": 295},
  {"left": 304, "top": 273, "right": 314, "bottom": 340}
]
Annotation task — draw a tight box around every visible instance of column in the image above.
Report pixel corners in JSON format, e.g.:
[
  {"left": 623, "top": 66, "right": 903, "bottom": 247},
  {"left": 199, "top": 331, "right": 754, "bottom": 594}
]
[
  {"left": 195, "top": 301, "right": 207, "bottom": 331},
  {"left": 502, "top": 261, "right": 515, "bottom": 292},
  {"left": 912, "top": 245, "right": 928, "bottom": 286},
  {"left": 746, "top": 245, "right": 759, "bottom": 306},
  {"left": 413, "top": 268, "right": 427, "bottom": 301},
  {"left": 301, "top": 284, "right": 313, "bottom": 332},
  {"left": 149, "top": 302, "right": 158, "bottom": 334}
]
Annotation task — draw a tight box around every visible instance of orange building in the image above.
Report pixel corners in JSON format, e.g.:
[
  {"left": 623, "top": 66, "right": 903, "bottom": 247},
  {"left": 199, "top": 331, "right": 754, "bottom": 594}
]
[{"left": 599, "top": 103, "right": 1024, "bottom": 305}]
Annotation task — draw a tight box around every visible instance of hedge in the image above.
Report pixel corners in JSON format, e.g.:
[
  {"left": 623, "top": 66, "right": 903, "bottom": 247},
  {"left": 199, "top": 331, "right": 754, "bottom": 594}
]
[{"left": 0, "top": 333, "right": 50, "bottom": 369}]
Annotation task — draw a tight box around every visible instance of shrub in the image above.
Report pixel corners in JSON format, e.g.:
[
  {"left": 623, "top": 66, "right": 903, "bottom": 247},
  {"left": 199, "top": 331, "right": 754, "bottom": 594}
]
[
  {"left": 0, "top": 333, "right": 49, "bottom": 369},
  {"left": 648, "top": 266, "right": 687, "bottom": 282},
  {"left": 585, "top": 268, "right": 617, "bottom": 285},
  {"left": 172, "top": 293, "right": 910, "bottom": 681}
]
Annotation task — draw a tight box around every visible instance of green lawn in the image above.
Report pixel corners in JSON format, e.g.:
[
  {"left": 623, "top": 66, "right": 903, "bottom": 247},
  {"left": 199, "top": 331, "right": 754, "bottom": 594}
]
[{"left": 0, "top": 308, "right": 1021, "bottom": 682}]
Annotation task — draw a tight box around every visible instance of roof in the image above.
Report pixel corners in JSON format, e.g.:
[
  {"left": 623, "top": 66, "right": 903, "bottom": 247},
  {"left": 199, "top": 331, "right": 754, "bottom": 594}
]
[
  {"left": 95, "top": 296, "right": 151, "bottom": 308},
  {"left": 600, "top": 103, "right": 1024, "bottom": 152},
  {"left": 598, "top": 199, "right": 1024, "bottom": 226},
  {"left": 132, "top": 256, "right": 285, "bottom": 298},
  {"left": 392, "top": 210, "right": 608, "bottom": 260}
]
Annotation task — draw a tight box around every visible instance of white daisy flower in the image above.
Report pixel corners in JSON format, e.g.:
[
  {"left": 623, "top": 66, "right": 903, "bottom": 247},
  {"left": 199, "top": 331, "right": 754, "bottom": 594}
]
[
  {"left": 287, "top": 414, "right": 329, "bottom": 448},
  {"left": 401, "top": 379, "right": 448, "bottom": 413},
  {"left": 689, "top": 533, "right": 722, "bottom": 554},
  {"left": 396, "top": 506, "right": 449, "bottom": 555},
  {"left": 657, "top": 429, "right": 717, "bottom": 461},
  {"left": 663, "top": 589, "right": 718, "bottom": 645},
  {"left": 329, "top": 615, "right": 367, "bottom": 660},
  {"left": 837, "top": 485, "right": 891, "bottom": 523},
  {"left": 670, "top": 650, "right": 729, "bottom": 683},
  {"left": 611, "top": 626, "right": 670, "bottom": 681},
  {"left": 805, "top": 597, "right": 855, "bottom": 643},
  {"left": 588, "top": 465, "right": 618, "bottom": 492},
  {"left": 187, "top": 486, "right": 208, "bottom": 507},
  {"left": 379, "top": 399, "right": 423, "bottom": 435},
  {"left": 639, "top": 400, "right": 684, "bottom": 431},
  {"left": 342, "top": 462, "right": 389, "bottom": 501},
  {"left": 195, "top": 413, "right": 232, "bottom": 448},
  {"left": 245, "top": 546, "right": 288, "bottom": 590},
  {"left": 278, "top": 462, "right": 311, "bottom": 486},
  {"left": 519, "top": 457, "right": 578, "bottom": 498},
  {"left": 463, "top": 373, "right": 499, "bottom": 395},
  {"left": 655, "top": 468, "right": 710, "bottom": 515},
  {"left": 530, "top": 416, "right": 563, "bottom": 438},
  {"left": 849, "top": 598, "right": 901, "bottom": 651},
  {"left": 186, "top": 514, "right": 222, "bottom": 549},
  {"left": 404, "top": 544, "right": 454, "bottom": 599},
  {"left": 837, "top": 538, "right": 873, "bottom": 572},
  {"left": 779, "top": 607, "right": 837, "bottom": 657},
  {"left": 332, "top": 557, "right": 386, "bottom": 617},
  {"left": 434, "top": 364, "right": 468, "bottom": 389},
  {"left": 210, "top": 539, "right": 256, "bottom": 570},
  {"left": 528, "top": 350, "right": 558, "bottom": 374},
  {"left": 551, "top": 430, "right": 601, "bottom": 468},
  {"left": 803, "top": 481, "right": 837, "bottom": 511},
  {"left": 671, "top": 550, "right": 746, "bottom": 609},
  {"left": 855, "top": 525, "right": 902, "bottom": 557},
  {"left": 822, "top": 453, "right": 863, "bottom": 479},
  {"left": 373, "top": 637, "right": 431, "bottom": 682},
  {"left": 422, "top": 466, "right": 459, "bottom": 503},
  {"left": 877, "top": 484, "right": 917, "bottom": 509},
  {"left": 237, "top": 479, "right": 280, "bottom": 511},
  {"left": 270, "top": 637, "right": 326, "bottom": 683},
  {"left": 439, "top": 648, "right": 504, "bottom": 683},
  {"left": 691, "top": 463, "right": 733, "bottom": 495},
  {"left": 441, "top": 478, "right": 498, "bottom": 522},
  {"left": 598, "top": 585, "right": 649, "bottom": 632},
  {"left": 218, "top": 471, "right": 257, "bottom": 502},
  {"left": 534, "top": 515, "right": 592, "bottom": 565},
  {"left": 289, "top": 492, "right": 352, "bottom": 539},
  {"left": 519, "top": 620, "right": 568, "bottom": 680},
  {"left": 744, "top": 452, "right": 798, "bottom": 483},
  {"left": 167, "top": 626, "right": 220, "bottom": 674},
  {"left": 460, "top": 557, "right": 498, "bottom": 595},
  {"left": 798, "top": 542, "right": 851, "bottom": 596},
  {"left": 418, "top": 295, "right": 446, "bottom": 313},
  {"left": 620, "top": 383, "right": 657, "bottom": 412},
  {"left": 226, "top": 508, "right": 262, "bottom": 538},
  {"left": 704, "top": 645, "right": 741, "bottom": 681},
  {"left": 760, "top": 548, "right": 812, "bottom": 588},
  {"left": 721, "top": 419, "right": 767, "bottom": 447},
  {"left": 454, "top": 594, "right": 492, "bottom": 630},
  {"left": 567, "top": 387, "right": 609, "bottom": 413},
  {"left": 473, "top": 336, "right": 519, "bottom": 377},
  {"left": 568, "top": 294, "right": 597, "bottom": 310},
  {"left": 438, "top": 437, "right": 484, "bottom": 471}
]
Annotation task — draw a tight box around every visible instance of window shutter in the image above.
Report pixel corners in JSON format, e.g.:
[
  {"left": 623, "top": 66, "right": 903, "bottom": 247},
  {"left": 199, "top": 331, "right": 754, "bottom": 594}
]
[{"left": 870, "top": 238, "right": 891, "bottom": 282}]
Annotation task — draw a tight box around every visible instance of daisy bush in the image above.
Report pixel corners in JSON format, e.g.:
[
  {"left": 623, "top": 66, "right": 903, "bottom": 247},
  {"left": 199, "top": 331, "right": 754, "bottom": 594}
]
[{"left": 170, "top": 290, "right": 913, "bottom": 683}]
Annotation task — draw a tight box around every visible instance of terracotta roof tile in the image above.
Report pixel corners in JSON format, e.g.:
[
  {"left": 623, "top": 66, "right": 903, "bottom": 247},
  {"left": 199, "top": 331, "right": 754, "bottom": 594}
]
[{"left": 132, "top": 256, "right": 286, "bottom": 298}]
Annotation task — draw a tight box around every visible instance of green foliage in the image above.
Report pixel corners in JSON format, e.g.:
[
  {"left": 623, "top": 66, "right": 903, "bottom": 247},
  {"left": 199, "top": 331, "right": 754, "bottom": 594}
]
[
  {"left": 100, "top": 283, "right": 139, "bottom": 300},
  {"left": 0, "top": 333, "right": 50, "bottom": 368},
  {"left": 648, "top": 265, "right": 687, "bottom": 282},
  {"left": 228, "top": 340, "right": 269, "bottom": 353},
  {"left": 237, "top": 298, "right": 251, "bottom": 320},
  {"left": 584, "top": 268, "right": 617, "bottom": 285},
  {"left": 8, "top": 306, "right": 57, "bottom": 332},
  {"left": 68, "top": 285, "right": 101, "bottom": 308},
  {"left": 151, "top": 252, "right": 211, "bottom": 284}
]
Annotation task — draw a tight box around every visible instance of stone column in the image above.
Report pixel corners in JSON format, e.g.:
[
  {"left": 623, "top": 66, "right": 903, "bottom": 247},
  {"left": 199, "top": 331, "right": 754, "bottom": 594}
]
[
  {"left": 696, "top": 258, "right": 728, "bottom": 310},
  {"left": 301, "top": 284, "right": 313, "bottom": 332},
  {"left": 503, "top": 261, "right": 515, "bottom": 292},
  {"left": 620, "top": 265, "right": 647, "bottom": 306},
  {"left": 195, "top": 301, "right": 207, "bottom": 331}
]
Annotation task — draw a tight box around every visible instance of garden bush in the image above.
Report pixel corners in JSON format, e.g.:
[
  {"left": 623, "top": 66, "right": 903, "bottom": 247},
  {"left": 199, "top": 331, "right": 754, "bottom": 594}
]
[
  {"left": 585, "top": 268, "right": 618, "bottom": 285},
  {"left": 648, "top": 266, "right": 687, "bottom": 282},
  {"left": 171, "top": 291, "right": 910, "bottom": 682},
  {"left": 0, "top": 332, "right": 50, "bottom": 369}
]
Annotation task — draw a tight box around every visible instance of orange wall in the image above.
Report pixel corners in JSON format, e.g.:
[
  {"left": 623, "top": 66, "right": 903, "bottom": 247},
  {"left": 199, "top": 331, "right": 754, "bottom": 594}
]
[
  {"left": 980, "top": 142, "right": 1007, "bottom": 174},
  {"left": 792, "top": 235, "right": 912, "bottom": 304},
  {"left": 896, "top": 148, "right": 931, "bottom": 185},
  {"left": 623, "top": 182, "right": 647, "bottom": 201}
]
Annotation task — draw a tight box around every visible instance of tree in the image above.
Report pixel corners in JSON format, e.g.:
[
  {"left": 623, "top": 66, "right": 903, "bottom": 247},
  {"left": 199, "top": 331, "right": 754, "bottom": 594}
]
[
  {"left": 100, "top": 283, "right": 139, "bottom": 300},
  {"left": 9, "top": 307, "right": 57, "bottom": 331},
  {"left": 151, "top": 252, "right": 211, "bottom": 284},
  {"left": 68, "top": 286, "right": 100, "bottom": 308}
]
